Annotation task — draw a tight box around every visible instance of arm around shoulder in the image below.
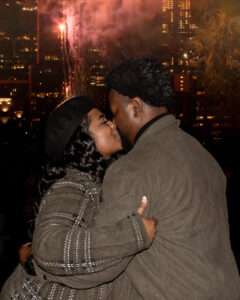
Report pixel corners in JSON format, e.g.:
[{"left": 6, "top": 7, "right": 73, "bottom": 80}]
[{"left": 32, "top": 182, "right": 150, "bottom": 287}]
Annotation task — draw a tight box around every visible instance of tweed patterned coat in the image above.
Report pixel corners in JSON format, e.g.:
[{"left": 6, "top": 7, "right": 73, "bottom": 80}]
[{"left": 0, "top": 168, "right": 149, "bottom": 299}]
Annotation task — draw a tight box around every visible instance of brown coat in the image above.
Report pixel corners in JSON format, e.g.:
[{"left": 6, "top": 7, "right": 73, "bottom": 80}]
[{"left": 97, "top": 114, "right": 240, "bottom": 299}]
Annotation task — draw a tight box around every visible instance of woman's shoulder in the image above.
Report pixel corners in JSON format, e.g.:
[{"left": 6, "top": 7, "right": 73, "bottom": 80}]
[
  {"left": 38, "top": 168, "right": 101, "bottom": 214},
  {"left": 61, "top": 167, "right": 100, "bottom": 189}
]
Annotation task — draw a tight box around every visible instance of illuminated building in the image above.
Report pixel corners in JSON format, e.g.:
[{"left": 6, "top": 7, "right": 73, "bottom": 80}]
[
  {"left": 0, "top": 0, "right": 64, "bottom": 124},
  {"left": 86, "top": 47, "right": 108, "bottom": 111},
  {"left": 161, "top": 0, "right": 197, "bottom": 71},
  {"left": 0, "top": 0, "right": 37, "bottom": 79},
  {"left": 160, "top": 0, "right": 197, "bottom": 127},
  {"left": 0, "top": 0, "right": 37, "bottom": 123},
  {"left": 27, "top": 1, "right": 64, "bottom": 122},
  {"left": 161, "top": 0, "right": 197, "bottom": 34}
]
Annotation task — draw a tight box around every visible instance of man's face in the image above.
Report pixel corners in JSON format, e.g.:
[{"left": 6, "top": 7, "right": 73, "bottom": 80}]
[{"left": 109, "top": 89, "right": 134, "bottom": 143}]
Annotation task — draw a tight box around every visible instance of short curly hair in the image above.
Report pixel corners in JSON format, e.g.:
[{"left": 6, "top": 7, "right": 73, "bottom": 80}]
[{"left": 106, "top": 57, "right": 175, "bottom": 108}]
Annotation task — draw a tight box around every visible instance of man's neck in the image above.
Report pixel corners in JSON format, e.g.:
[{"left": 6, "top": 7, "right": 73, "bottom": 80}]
[
  {"left": 133, "top": 111, "right": 169, "bottom": 144},
  {"left": 131, "top": 107, "right": 168, "bottom": 144}
]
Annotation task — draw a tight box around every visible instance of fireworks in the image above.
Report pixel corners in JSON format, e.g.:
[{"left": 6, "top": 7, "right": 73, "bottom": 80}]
[
  {"left": 59, "top": 23, "right": 66, "bottom": 33},
  {"left": 39, "top": 0, "right": 164, "bottom": 96}
]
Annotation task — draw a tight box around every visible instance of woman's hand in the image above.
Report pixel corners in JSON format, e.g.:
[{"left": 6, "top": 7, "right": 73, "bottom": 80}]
[
  {"left": 19, "top": 242, "right": 33, "bottom": 267},
  {"left": 137, "top": 196, "right": 158, "bottom": 243}
]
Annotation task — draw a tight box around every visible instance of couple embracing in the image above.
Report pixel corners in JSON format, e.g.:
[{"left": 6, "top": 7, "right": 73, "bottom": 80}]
[{"left": 1, "top": 57, "right": 239, "bottom": 299}]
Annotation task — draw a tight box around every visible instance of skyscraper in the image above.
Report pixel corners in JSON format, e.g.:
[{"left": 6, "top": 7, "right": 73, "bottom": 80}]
[
  {"left": 0, "top": 0, "right": 37, "bottom": 79},
  {"left": 29, "top": 2, "right": 64, "bottom": 121},
  {"left": 161, "top": 0, "right": 197, "bottom": 70},
  {"left": 0, "top": 0, "right": 37, "bottom": 123},
  {"left": 160, "top": 0, "right": 197, "bottom": 126}
]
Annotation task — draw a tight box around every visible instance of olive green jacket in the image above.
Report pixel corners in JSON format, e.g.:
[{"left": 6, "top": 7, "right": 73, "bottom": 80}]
[
  {"left": 0, "top": 169, "right": 149, "bottom": 299},
  {"left": 96, "top": 114, "right": 240, "bottom": 299}
]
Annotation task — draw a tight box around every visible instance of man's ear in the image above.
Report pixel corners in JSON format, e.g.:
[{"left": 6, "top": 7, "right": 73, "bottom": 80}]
[{"left": 130, "top": 97, "right": 143, "bottom": 118}]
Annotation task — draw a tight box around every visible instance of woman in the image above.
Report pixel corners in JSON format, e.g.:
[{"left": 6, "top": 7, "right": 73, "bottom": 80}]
[{"left": 1, "top": 96, "right": 156, "bottom": 299}]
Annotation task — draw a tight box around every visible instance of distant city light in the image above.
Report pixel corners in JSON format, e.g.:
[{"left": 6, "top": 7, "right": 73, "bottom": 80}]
[
  {"left": 0, "top": 117, "right": 10, "bottom": 124},
  {"left": 196, "top": 115, "right": 204, "bottom": 120},
  {"left": 15, "top": 111, "right": 23, "bottom": 118},
  {"left": 0, "top": 98, "right": 12, "bottom": 104},
  {"left": 0, "top": 98, "right": 12, "bottom": 112},
  {"left": 2, "top": 107, "right": 9, "bottom": 112}
]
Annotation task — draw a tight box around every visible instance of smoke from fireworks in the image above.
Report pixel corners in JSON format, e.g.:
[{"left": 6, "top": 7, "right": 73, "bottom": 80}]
[
  {"left": 40, "top": 0, "right": 162, "bottom": 40},
  {"left": 38, "top": 0, "right": 169, "bottom": 95}
]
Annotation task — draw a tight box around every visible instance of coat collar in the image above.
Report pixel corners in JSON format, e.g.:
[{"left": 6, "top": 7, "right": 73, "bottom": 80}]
[
  {"left": 134, "top": 114, "right": 180, "bottom": 147},
  {"left": 134, "top": 112, "right": 169, "bottom": 144}
]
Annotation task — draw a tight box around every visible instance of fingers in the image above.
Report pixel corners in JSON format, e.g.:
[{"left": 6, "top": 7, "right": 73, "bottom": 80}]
[
  {"left": 141, "top": 217, "right": 157, "bottom": 243},
  {"left": 153, "top": 218, "right": 158, "bottom": 226},
  {"left": 137, "top": 196, "right": 148, "bottom": 216}
]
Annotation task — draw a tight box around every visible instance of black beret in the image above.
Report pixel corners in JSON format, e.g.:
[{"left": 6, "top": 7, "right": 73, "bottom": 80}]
[{"left": 44, "top": 96, "right": 97, "bottom": 160}]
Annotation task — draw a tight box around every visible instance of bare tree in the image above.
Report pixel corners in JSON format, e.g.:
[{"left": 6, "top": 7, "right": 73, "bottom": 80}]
[{"left": 191, "top": 1, "right": 240, "bottom": 127}]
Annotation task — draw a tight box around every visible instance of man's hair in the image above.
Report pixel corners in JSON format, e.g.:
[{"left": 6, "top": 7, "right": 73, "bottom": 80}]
[{"left": 106, "top": 57, "right": 175, "bottom": 108}]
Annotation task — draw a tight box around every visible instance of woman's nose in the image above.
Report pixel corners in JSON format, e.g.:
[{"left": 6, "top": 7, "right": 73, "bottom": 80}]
[{"left": 108, "top": 120, "right": 116, "bottom": 129}]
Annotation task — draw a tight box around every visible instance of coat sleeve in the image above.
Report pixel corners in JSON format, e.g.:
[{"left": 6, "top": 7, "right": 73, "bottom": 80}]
[
  {"left": 96, "top": 163, "right": 151, "bottom": 227},
  {"left": 32, "top": 182, "right": 150, "bottom": 288}
]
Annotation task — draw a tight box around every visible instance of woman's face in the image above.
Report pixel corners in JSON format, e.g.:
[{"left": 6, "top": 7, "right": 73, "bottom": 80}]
[{"left": 87, "top": 108, "right": 123, "bottom": 159}]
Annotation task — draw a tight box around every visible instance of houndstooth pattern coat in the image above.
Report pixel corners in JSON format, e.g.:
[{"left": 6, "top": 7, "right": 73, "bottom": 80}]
[{"left": 0, "top": 168, "right": 149, "bottom": 299}]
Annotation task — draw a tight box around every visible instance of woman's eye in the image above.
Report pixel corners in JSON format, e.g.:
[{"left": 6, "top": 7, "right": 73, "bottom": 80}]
[{"left": 102, "top": 120, "right": 108, "bottom": 124}]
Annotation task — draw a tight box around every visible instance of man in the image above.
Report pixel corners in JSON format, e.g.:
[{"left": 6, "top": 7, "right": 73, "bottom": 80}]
[{"left": 94, "top": 57, "right": 240, "bottom": 299}]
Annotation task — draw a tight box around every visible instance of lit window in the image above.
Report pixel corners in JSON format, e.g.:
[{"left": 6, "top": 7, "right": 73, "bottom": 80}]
[
  {"left": 20, "top": 48, "right": 29, "bottom": 53},
  {"left": 44, "top": 55, "right": 59, "bottom": 61},
  {"left": 22, "top": 7, "right": 36, "bottom": 11},
  {"left": 23, "top": 36, "right": 31, "bottom": 40},
  {"left": 12, "top": 65, "right": 25, "bottom": 70}
]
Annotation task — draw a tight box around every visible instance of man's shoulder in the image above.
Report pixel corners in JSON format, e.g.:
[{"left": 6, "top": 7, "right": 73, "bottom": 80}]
[{"left": 104, "top": 154, "right": 136, "bottom": 180}]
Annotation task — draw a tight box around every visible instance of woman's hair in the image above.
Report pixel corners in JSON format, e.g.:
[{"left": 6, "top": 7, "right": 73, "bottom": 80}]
[{"left": 38, "top": 116, "right": 107, "bottom": 198}]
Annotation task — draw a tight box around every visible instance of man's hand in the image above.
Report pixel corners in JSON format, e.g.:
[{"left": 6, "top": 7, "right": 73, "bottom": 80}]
[
  {"left": 137, "top": 196, "right": 158, "bottom": 243},
  {"left": 19, "top": 242, "right": 33, "bottom": 267}
]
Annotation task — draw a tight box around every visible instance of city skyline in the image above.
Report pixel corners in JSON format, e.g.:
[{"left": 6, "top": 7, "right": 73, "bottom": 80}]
[
  {"left": 0, "top": 0, "right": 239, "bottom": 143},
  {"left": 0, "top": 0, "right": 197, "bottom": 124}
]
